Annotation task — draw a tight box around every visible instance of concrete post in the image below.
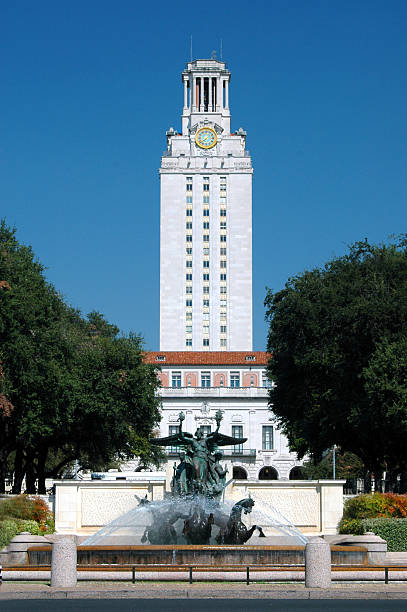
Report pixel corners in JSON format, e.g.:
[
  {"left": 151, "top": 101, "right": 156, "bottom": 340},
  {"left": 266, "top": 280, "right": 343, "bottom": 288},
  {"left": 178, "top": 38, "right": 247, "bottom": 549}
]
[
  {"left": 50, "top": 535, "right": 77, "bottom": 587},
  {"left": 305, "top": 537, "right": 331, "bottom": 588}
]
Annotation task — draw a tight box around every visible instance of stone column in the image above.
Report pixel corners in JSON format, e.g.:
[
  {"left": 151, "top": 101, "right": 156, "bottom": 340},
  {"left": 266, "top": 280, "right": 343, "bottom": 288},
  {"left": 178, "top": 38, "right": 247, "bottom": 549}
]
[
  {"left": 225, "top": 79, "right": 229, "bottom": 109},
  {"left": 183, "top": 77, "right": 188, "bottom": 109},
  {"left": 305, "top": 537, "right": 331, "bottom": 588},
  {"left": 217, "top": 78, "right": 222, "bottom": 110},
  {"left": 50, "top": 535, "right": 77, "bottom": 588}
]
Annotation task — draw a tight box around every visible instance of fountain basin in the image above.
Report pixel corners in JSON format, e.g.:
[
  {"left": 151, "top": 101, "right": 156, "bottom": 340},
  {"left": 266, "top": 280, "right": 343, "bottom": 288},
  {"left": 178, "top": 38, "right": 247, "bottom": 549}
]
[{"left": 26, "top": 544, "right": 368, "bottom": 567}]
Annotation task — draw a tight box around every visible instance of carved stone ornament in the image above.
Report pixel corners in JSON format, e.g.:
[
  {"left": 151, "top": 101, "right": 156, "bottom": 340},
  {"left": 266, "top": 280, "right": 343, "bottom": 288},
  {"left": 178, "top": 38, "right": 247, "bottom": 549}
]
[
  {"left": 201, "top": 401, "right": 210, "bottom": 415},
  {"left": 190, "top": 122, "right": 223, "bottom": 135}
]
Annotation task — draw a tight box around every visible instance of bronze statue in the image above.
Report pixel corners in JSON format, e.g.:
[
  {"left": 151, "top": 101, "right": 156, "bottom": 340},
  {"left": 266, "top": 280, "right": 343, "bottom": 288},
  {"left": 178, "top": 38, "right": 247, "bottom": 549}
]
[
  {"left": 150, "top": 410, "right": 245, "bottom": 499},
  {"left": 146, "top": 410, "right": 265, "bottom": 545}
]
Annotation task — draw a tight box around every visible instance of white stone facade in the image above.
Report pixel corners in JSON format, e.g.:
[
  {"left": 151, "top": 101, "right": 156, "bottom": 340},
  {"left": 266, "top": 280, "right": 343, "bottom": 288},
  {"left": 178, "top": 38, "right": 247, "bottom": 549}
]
[
  {"left": 160, "top": 59, "right": 252, "bottom": 351},
  {"left": 144, "top": 351, "right": 303, "bottom": 485}
]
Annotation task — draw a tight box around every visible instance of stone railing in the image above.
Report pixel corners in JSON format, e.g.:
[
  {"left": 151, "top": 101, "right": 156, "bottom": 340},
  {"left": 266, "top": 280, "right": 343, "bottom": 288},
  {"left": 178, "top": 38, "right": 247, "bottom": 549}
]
[{"left": 159, "top": 386, "right": 268, "bottom": 398}]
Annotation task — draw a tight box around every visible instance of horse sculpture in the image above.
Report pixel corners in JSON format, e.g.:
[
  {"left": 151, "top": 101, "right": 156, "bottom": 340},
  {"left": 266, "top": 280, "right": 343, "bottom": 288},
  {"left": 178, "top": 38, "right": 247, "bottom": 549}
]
[
  {"left": 183, "top": 506, "right": 214, "bottom": 545},
  {"left": 216, "top": 497, "right": 266, "bottom": 545}
]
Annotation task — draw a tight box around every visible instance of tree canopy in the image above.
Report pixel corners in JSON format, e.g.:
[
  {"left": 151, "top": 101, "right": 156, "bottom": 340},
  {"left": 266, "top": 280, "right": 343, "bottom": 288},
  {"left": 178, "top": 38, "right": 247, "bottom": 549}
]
[
  {"left": 265, "top": 237, "right": 407, "bottom": 476},
  {"left": 0, "top": 220, "right": 161, "bottom": 493}
]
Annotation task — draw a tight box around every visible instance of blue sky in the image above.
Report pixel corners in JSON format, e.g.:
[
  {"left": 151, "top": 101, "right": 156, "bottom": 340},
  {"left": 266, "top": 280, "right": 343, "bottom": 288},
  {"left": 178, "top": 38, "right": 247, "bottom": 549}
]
[{"left": 1, "top": 1, "right": 406, "bottom": 350}]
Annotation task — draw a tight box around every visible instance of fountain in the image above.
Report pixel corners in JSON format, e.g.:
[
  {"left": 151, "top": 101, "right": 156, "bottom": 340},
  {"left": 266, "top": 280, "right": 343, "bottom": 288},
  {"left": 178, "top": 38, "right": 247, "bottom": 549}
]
[
  {"left": 26, "top": 412, "right": 369, "bottom": 567},
  {"left": 83, "top": 409, "right": 270, "bottom": 547}
]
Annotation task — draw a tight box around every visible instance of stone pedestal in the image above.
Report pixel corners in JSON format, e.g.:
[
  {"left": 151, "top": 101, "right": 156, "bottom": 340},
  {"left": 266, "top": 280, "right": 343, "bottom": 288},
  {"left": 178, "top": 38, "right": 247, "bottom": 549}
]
[
  {"left": 334, "top": 532, "right": 387, "bottom": 564},
  {"left": 7, "top": 532, "right": 50, "bottom": 565},
  {"left": 50, "top": 535, "right": 77, "bottom": 587},
  {"left": 305, "top": 536, "right": 331, "bottom": 588}
]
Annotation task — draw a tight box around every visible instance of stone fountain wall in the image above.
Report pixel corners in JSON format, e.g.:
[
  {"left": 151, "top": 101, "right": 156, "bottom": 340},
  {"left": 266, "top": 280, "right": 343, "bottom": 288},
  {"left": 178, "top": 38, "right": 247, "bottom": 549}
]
[{"left": 53, "top": 477, "right": 345, "bottom": 536}]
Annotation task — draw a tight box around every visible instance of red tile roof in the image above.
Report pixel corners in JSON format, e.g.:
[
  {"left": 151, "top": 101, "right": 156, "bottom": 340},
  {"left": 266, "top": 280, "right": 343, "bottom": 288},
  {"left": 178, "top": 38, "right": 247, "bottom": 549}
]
[{"left": 144, "top": 351, "right": 270, "bottom": 366}]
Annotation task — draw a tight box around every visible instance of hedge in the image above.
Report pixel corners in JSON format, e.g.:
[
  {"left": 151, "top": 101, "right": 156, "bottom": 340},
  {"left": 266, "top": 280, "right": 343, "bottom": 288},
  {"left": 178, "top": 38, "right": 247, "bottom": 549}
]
[
  {"left": 0, "top": 518, "right": 42, "bottom": 549},
  {"left": 338, "top": 517, "right": 407, "bottom": 551}
]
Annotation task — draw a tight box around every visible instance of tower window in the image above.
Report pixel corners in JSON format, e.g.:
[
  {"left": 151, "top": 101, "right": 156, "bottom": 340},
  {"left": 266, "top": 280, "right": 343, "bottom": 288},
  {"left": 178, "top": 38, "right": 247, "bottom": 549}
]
[
  {"left": 203, "top": 196, "right": 210, "bottom": 204},
  {"left": 186, "top": 338, "right": 192, "bottom": 347},
  {"left": 203, "top": 235, "right": 209, "bottom": 242},
  {"left": 203, "top": 209, "right": 209, "bottom": 216},
  {"left": 203, "top": 260, "right": 209, "bottom": 268},
  {"left": 220, "top": 274, "right": 227, "bottom": 281},
  {"left": 186, "top": 222, "right": 192, "bottom": 229},
  {"left": 186, "top": 209, "right": 192, "bottom": 216},
  {"left": 203, "top": 286, "right": 209, "bottom": 294},
  {"left": 220, "top": 209, "right": 226, "bottom": 216},
  {"left": 203, "top": 273, "right": 209, "bottom": 281},
  {"left": 186, "top": 299, "right": 192, "bottom": 306},
  {"left": 186, "top": 235, "right": 192, "bottom": 242},
  {"left": 186, "top": 274, "right": 192, "bottom": 281},
  {"left": 220, "top": 235, "right": 226, "bottom": 242},
  {"left": 186, "top": 260, "right": 192, "bottom": 268},
  {"left": 203, "top": 338, "right": 209, "bottom": 347},
  {"left": 220, "top": 260, "right": 226, "bottom": 268},
  {"left": 220, "top": 222, "right": 226, "bottom": 229}
]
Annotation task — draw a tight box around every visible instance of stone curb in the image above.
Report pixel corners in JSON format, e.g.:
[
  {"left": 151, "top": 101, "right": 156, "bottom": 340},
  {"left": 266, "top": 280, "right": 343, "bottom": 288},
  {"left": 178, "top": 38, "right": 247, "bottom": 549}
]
[{"left": 2, "top": 584, "right": 407, "bottom": 600}]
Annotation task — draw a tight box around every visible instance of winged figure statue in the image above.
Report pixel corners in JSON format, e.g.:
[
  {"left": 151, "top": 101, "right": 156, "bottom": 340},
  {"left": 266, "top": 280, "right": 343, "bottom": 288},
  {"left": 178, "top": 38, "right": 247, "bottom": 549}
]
[{"left": 150, "top": 410, "right": 247, "bottom": 497}]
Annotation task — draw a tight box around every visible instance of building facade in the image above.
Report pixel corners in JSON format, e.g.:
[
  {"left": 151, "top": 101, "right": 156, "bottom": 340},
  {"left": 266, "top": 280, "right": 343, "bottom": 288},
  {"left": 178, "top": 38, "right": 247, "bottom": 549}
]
[
  {"left": 150, "top": 58, "right": 301, "bottom": 484},
  {"left": 145, "top": 351, "right": 303, "bottom": 485},
  {"left": 160, "top": 59, "right": 252, "bottom": 352}
]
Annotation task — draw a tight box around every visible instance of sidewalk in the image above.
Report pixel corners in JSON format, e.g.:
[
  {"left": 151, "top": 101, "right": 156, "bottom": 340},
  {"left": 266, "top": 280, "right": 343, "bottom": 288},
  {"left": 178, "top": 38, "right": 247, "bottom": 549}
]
[{"left": 2, "top": 582, "right": 407, "bottom": 600}]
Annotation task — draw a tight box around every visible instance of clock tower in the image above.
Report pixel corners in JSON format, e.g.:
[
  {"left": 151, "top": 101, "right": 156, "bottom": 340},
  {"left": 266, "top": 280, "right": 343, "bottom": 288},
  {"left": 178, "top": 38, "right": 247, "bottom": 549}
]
[{"left": 160, "top": 59, "right": 253, "bottom": 351}]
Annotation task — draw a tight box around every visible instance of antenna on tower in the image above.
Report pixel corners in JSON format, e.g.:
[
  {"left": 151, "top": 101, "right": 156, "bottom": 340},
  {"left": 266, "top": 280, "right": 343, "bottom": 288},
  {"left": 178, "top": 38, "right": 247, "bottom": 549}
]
[
  {"left": 220, "top": 38, "right": 223, "bottom": 60},
  {"left": 190, "top": 35, "right": 193, "bottom": 62}
]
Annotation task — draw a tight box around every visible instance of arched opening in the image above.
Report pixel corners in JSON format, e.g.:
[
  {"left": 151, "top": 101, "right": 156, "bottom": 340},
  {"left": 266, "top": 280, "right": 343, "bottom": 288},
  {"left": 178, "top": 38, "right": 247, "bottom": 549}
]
[
  {"left": 233, "top": 466, "right": 247, "bottom": 480},
  {"left": 289, "top": 466, "right": 305, "bottom": 480},
  {"left": 258, "top": 466, "right": 278, "bottom": 480}
]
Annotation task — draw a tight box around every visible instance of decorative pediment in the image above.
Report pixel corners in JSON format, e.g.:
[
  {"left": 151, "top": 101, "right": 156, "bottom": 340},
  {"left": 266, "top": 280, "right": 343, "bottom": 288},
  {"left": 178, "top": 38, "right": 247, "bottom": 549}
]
[{"left": 190, "top": 121, "right": 223, "bottom": 135}]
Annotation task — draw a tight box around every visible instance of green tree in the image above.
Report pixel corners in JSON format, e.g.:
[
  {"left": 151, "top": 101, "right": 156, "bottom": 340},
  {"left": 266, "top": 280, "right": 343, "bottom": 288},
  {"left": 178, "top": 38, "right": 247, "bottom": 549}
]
[
  {"left": 301, "top": 449, "right": 365, "bottom": 480},
  {"left": 265, "top": 237, "right": 407, "bottom": 478},
  {"left": 0, "top": 221, "right": 162, "bottom": 493}
]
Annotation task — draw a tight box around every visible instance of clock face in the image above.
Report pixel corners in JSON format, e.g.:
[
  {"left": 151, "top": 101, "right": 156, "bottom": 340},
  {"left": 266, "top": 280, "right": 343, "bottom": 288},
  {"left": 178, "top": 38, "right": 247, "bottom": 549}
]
[{"left": 195, "top": 127, "right": 217, "bottom": 149}]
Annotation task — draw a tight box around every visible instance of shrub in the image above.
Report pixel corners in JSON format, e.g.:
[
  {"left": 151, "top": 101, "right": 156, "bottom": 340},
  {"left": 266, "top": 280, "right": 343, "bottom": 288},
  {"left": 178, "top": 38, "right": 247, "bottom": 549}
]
[
  {"left": 342, "top": 493, "right": 407, "bottom": 520},
  {"left": 338, "top": 518, "right": 365, "bottom": 535},
  {"left": 362, "top": 518, "right": 407, "bottom": 552},
  {"left": 0, "top": 495, "right": 52, "bottom": 524},
  {"left": 0, "top": 519, "right": 19, "bottom": 549}
]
